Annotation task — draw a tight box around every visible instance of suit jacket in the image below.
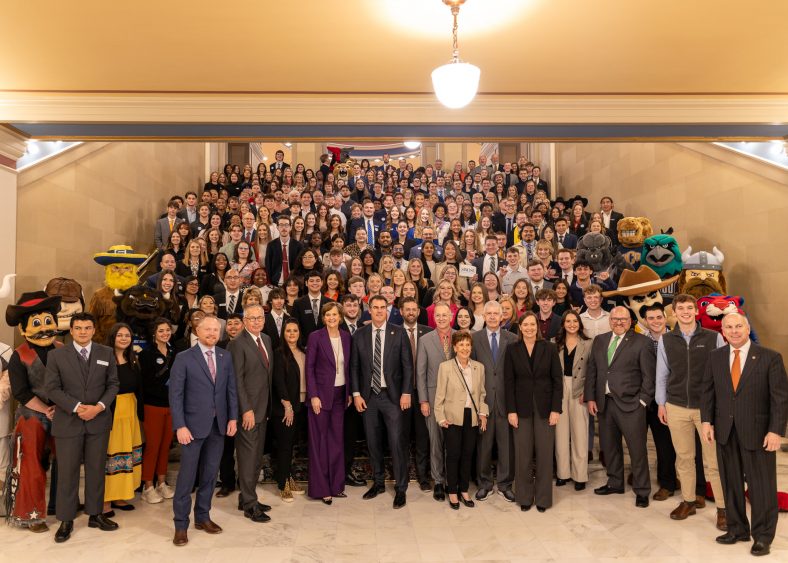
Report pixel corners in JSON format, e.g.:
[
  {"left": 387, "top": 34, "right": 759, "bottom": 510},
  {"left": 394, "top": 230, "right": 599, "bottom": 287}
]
[
  {"left": 45, "top": 344, "right": 119, "bottom": 438},
  {"left": 557, "top": 338, "right": 593, "bottom": 399},
  {"left": 701, "top": 343, "right": 788, "bottom": 450},
  {"left": 170, "top": 344, "right": 238, "bottom": 439},
  {"left": 263, "top": 311, "right": 290, "bottom": 351},
  {"left": 504, "top": 340, "right": 563, "bottom": 419},
  {"left": 347, "top": 216, "right": 384, "bottom": 241},
  {"left": 584, "top": 330, "right": 656, "bottom": 414},
  {"left": 270, "top": 161, "right": 290, "bottom": 173},
  {"left": 359, "top": 306, "right": 403, "bottom": 326},
  {"left": 605, "top": 211, "right": 624, "bottom": 245},
  {"left": 434, "top": 358, "right": 489, "bottom": 427},
  {"left": 213, "top": 287, "right": 245, "bottom": 319},
  {"left": 556, "top": 232, "right": 578, "bottom": 250},
  {"left": 350, "top": 323, "right": 413, "bottom": 403},
  {"left": 473, "top": 254, "right": 502, "bottom": 280},
  {"left": 305, "top": 328, "right": 351, "bottom": 411},
  {"left": 293, "top": 294, "right": 335, "bottom": 344},
  {"left": 528, "top": 280, "right": 553, "bottom": 295},
  {"left": 154, "top": 216, "right": 186, "bottom": 250},
  {"left": 227, "top": 330, "right": 273, "bottom": 422},
  {"left": 264, "top": 238, "right": 303, "bottom": 286},
  {"left": 271, "top": 348, "right": 304, "bottom": 417},
  {"left": 416, "top": 329, "right": 454, "bottom": 405},
  {"left": 471, "top": 329, "right": 518, "bottom": 417}
]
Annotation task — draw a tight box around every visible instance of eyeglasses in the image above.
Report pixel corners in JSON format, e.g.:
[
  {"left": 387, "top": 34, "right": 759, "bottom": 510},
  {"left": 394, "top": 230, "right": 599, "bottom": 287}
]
[
  {"left": 610, "top": 317, "right": 630, "bottom": 323},
  {"left": 245, "top": 316, "right": 264, "bottom": 322}
]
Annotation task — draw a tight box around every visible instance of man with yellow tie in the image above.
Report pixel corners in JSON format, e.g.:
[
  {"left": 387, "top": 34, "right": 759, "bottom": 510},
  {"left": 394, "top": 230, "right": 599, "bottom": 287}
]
[
  {"left": 154, "top": 200, "right": 185, "bottom": 250},
  {"left": 702, "top": 313, "right": 788, "bottom": 556}
]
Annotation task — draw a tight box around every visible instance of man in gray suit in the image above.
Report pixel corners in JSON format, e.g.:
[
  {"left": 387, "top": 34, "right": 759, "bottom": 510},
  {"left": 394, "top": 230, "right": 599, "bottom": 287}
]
[
  {"left": 416, "top": 303, "right": 454, "bottom": 501},
  {"left": 154, "top": 200, "right": 186, "bottom": 250},
  {"left": 585, "top": 306, "right": 656, "bottom": 508},
  {"left": 227, "top": 304, "right": 274, "bottom": 523},
  {"left": 472, "top": 301, "right": 518, "bottom": 502},
  {"left": 45, "top": 312, "right": 119, "bottom": 543}
]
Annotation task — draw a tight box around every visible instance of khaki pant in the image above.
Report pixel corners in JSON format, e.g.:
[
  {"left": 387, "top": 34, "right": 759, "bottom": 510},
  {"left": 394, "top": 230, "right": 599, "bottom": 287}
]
[
  {"left": 555, "top": 376, "right": 589, "bottom": 482},
  {"left": 665, "top": 402, "right": 725, "bottom": 507}
]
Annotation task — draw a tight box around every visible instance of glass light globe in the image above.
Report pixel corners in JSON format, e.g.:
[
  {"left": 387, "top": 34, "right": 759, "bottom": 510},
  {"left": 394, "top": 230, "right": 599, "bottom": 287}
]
[
  {"left": 403, "top": 141, "right": 421, "bottom": 149},
  {"left": 431, "top": 61, "right": 481, "bottom": 109}
]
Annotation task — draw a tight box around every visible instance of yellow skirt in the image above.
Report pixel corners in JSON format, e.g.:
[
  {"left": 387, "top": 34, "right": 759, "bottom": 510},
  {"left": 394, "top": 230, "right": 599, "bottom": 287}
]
[{"left": 104, "top": 392, "right": 143, "bottom": 502}]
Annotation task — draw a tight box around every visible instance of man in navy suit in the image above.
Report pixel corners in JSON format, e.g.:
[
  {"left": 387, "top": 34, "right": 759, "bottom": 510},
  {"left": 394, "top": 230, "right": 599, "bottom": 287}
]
[
  {"left": 346, "top": 200, "right": 383, "bottom": 246},
  {"left": 170, "top": 315, "right": 238, "bottom": 546},
  {"left": 554, "top": 217, "right": 578, "bottom": 250}
]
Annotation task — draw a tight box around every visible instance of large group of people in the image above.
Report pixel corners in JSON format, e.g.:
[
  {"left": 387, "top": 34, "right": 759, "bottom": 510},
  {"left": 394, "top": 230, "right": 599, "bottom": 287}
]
[{"left": 2, "top": 149, "right": 786, "bottom": 557}]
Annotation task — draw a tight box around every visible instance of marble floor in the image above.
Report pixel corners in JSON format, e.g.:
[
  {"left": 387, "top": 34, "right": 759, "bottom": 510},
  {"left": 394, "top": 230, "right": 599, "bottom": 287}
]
[{"left": 2, "top": 452, "right": 787, "bottom": 563}]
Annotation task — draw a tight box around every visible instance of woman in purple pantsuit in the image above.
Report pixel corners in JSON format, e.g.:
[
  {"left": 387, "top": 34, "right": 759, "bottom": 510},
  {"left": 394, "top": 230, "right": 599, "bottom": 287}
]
[{"left": 305, "top": 301, "right": 351, "bottom": 504}]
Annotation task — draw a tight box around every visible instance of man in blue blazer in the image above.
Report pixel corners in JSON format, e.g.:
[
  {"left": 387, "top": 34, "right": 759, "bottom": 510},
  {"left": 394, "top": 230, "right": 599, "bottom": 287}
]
[{"left": 170, "top": 315, "right": 238, "bottom": 546}]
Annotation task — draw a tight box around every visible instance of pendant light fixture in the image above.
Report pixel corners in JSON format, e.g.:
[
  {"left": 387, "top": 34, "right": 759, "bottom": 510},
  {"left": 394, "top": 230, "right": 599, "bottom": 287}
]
[{"left": 431, "top": 0, "right": 480, "bottom": 109}]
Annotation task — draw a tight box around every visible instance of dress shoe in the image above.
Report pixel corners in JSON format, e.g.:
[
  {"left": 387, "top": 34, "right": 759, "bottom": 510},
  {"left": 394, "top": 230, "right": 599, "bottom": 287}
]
[
  {"left": 449, "top": 499, "right": 460, "bottom": 510},
  {"left": 237, "top": 498, "right": 271, "bottom": 512},
  {"left": 499, "top": 489, "right": 516, "bottom": 503},
  {"left": 694, "top": 495, "right": 706, "bottom": 509},
  {"left": 244, "top": 507, "right": 271, "bottom": 522},
  {"left": 433, "top": 483, "right": 445, "bottom": 502},
  {"left": 594, "top": 485, "right": 625, "bottom": 495},
  {"left": 345, "top": 474, "right": 366, "bottom": 487},
  {"left": 216, "top": 486, "right": 234, "bottom": 498},
  {"left": 173, "top": 529, "right": 188, "bottom": 546},
  {"left": 393, "top": 491, "right": 406, "bottom": 509},
  {"left": 635, "top": 495, "right": 649, "bottom": 508},
  {"left": 475, "top": 487, "right": 491, "bottom": 501},
  {"left": 29, "top": 522, "right": 49, "bottom": 533},
  {"left": 335, "top": 491, "right": 347, "bottom": 498},
  {"left": 195, "top": 520, "right": 223, "bottom": 534},
  {"left": 102, "top": 510, "right": 116, "bottom": 518},
  {"left": 536, "top": 506, "right": 547, "bottom": 513},
  {"left": 716, "top": 508, "right": 728, "bottom": 531},
  {"left": 363, "top": 484, "right": 385, "bottom": 500},
  {"left": 88, "top": 514, "right": 119, "bottom": 531},
  {"left": 715, "top": 532, "right": 750, "bottom": 545},
  {"left": 574, "top": 482, "right": 586, "bottom": 491},
  {"left": 751, "top": 541, "right": 771, "bottom": 556},
  {"left": 670, "top": 501, "right": 697, "bottom": 520},
  {"left": 555, "top": 478, "right": 569, "bottom": 487},
  {"left": 652, "top": 488, "right": 674, "bottom": 501},
  {"left": 54, "top": 521, "right": 73, "bottom": 543},
  {"left": 520, "top": 504, "right": 532, "bottom": 512},
  {"left": 321, "top": 497, "right": 333, "bottom": 506},
  {"left": 459, "top": 495, "right": 474, "bottom": 508},
  {"left": 419, "top": 481, "right": 431, "bottom": 492},
  {"left": 110, "top": 501, "right": 135, "bottom": 511}
]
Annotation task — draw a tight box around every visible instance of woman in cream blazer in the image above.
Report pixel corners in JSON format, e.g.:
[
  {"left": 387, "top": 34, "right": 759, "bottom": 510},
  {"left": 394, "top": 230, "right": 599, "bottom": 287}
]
[
  {"left": 434, "top": 330, "right": 489, "bottom": 509},
  {"left": 554, "top": 310, "right": 592, "bottom": 490}
]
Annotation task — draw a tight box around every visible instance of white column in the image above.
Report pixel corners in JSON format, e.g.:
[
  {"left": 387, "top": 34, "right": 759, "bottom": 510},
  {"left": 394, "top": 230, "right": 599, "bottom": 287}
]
[{"left": 0, "top": 127, "right": 26, "bottom": 344}]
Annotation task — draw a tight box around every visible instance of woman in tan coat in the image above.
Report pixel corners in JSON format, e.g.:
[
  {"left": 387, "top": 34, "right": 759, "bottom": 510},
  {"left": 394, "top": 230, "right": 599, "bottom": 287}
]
[{"left": 434, "top": 330, "right": 489, "bottom": 509}]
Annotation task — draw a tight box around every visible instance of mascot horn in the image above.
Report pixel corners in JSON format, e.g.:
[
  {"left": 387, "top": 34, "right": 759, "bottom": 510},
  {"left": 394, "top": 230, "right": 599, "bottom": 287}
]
[{"left": 0, "top": 273, "right": 16, "bottom": 299}]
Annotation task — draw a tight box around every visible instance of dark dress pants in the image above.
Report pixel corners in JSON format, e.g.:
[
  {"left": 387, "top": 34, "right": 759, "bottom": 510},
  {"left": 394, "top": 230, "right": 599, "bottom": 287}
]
[
  {"left": 598, "top": 397, "right": 651, "bottom": 498},
  {"left": 236, "top": 419, "right": 268, "bottom": 511},
  {"left": 477, "top": 410, "right": 514, "bottom": 492},
  {"left": 54, "top": 431, "right": 110, "bottom": 521},
  {"left": 218, "top": 435, "right": 236, "bottom": 488},
  {"left": 513, "top": 406, "right": 555, "bottom": 508},
  {"left": 344, "top": 405, "right": 364, "bottom": 476},
  {"left": 363, "top": 391, "right": 408, "bottom": 493},
  {"left": 173, "top": 418, "right": 224, "bottom": 530},
  {"left": 443, "top": 408, "right": 476, "bottom": 494},
  {"left": 646, "top": 400, "right": 677, "bottom": 490},
  {"left": 401, "top": 387, "right": 430, "bottom": 484},
  {"left": 717, "top": 424, "right": 778, "bottom": 544},
  {"left": 272, "top": 405, "right": 306, "bottom": 490}
]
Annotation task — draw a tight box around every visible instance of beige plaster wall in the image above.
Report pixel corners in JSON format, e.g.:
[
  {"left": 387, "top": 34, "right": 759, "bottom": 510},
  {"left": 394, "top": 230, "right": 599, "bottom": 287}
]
[
  {"left": 16, "top": 142, "right": 205, "bottom": 305},
  {"left": 556, "top": 142, "right": 788, "bottom": 357}
]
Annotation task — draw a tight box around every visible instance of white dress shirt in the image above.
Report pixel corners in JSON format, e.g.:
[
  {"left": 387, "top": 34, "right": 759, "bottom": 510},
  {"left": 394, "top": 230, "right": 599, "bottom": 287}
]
[{"left": 729, "top": 339, "right": 751, "bottom": 372}]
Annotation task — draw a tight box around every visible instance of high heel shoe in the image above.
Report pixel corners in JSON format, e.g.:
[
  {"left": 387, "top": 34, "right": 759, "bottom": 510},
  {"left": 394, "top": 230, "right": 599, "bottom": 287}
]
[
  {"left": 448, "top": 495, "right": 460, "bottom": 510},
  {"left": 321, "top": 497, "right": 332, "bottom": 505},
  {"left": 459, "top": 495, "right": 475, "bottom": 508}
]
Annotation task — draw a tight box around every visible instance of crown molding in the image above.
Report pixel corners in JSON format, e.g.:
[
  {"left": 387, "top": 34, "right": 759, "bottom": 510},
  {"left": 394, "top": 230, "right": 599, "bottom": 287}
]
[
  {"left": 0, "top": 125, "right": 28, "bottom": 164},
  {"left": 2, "top": 92, "right": 788, "bottom": 126}
]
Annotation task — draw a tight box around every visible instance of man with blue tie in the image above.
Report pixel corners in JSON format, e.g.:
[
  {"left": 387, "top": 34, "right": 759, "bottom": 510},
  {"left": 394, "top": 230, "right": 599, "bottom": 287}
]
[
  {"left": 170, "top": 315, "right": 238, "bottom": 546},
  {"left": 347, "top": 200, "right": 381, "bottom": 245}
]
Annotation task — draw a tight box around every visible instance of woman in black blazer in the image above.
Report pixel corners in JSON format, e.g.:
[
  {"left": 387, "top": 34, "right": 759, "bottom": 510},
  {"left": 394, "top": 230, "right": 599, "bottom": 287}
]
[
  {"left": 271, "top": 318, "right": 307, "bottom": 502},
  {"left": 504, "top": 312, "right": 563, "bottom": 512}
]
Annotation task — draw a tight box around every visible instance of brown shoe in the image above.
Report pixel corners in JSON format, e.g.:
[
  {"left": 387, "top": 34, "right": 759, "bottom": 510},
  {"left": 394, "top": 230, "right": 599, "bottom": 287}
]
[
  {"left": 653, "top": 488, "right": 675, "bottom": 501},
  {"left": 28, "top": 522, "right": 49, "bottom": 533},
  {"left": 694, "top": 495, "right": 706, "bottom": 509},
  {"left": 195, "top": 520, "right": 223, "bottom": 534},
  {"left": 173, "top": 529, "right": 188, "bottom": 546},
  {"left": 716, "top": 508, "right": 727, "bottom": 531},
  {"left": 670, "top": 501, "right": 697, "bottom": 520}
]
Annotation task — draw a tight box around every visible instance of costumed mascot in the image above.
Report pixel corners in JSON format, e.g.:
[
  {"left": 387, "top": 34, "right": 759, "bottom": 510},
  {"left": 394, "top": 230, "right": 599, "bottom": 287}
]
[
  {"left": 615, "top": 216, "right": 654, "bottom": 274},
  {"left": 44, "top": 277, "right": 84, "bottom": 338},
  {"left": 640, "top": 229, "right": 682, "bottom": 302},
  {"left": 4, "top": 291, "right": 62, "bottom": 532},
  {"left": 87, "top": 245, "right": 147, "bottom": 344},
  {"left": 696, "top": 294, "right": 758, "bottom": 343},
  {"left": 676, "top": 246, "right": 726, "bottom": 298},
  {"left": 603, "top": 266, "right": 678, "bottom": 332},
  {"left": 576, "top": 232, "right": 615, "bottom": 275},
  {"left": 115, "top": 285, "right": 167, "bottom": 351}
]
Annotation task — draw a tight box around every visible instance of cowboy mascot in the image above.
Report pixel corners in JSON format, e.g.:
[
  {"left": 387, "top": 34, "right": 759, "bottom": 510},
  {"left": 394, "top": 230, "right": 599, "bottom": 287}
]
[
  {"left": 604, "top": 266, "right": 679, "bottom": 333},
  {"left": 4, "top": 291, "right": 62, "bottom": 532}
]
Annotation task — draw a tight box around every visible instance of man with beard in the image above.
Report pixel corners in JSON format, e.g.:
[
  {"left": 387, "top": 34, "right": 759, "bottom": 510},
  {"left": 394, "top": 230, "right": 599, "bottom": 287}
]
[{"left": 676, "top": 246, "right": 727, "bottom": 299}]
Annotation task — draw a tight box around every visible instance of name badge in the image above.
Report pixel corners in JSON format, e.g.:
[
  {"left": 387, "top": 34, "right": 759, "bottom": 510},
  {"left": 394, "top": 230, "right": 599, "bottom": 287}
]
[{"left": 97, "top": 360, "right": 109, "bottom": 366}]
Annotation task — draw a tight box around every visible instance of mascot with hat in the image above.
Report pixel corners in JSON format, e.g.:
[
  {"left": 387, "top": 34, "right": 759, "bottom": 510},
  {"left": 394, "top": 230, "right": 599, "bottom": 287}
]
[
  {"left": 87, "top": 245, "right": 147, "bottom": 344},
  {"left": 604, "top": 265, "right": 678, "bottom": 333},
  {"left": 676, "top": 246, "right": 727, "bottom": 299},
  {"left": 4, "top": 291, "right": 62, "bottom": 531},
  {"left": 45, "top": 278, "right": 84, "bottom": 338}
]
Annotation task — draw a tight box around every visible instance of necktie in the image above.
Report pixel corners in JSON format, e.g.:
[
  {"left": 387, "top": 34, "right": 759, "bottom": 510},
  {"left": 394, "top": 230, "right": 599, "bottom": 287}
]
[
  {"left": 79, "top": 347, "right": 89, "bottom": 363},
  {"left": 534, "top": 285, "right": 541, "bottom": 293},
  {"left": 281, "top": 242, "right": 290, "bottom": 282},
  {"left": 396, "top": 261, "right": 401, "bottom": 270},
  {"left": 559, "top": 235, "right": 564, "bottom": 244},
  {"left": 490, "top": 332, "right": 498, "bottom": 362},
  {"left": 607, "top": 335, "right": 620, "bottom": 366},
  {"left": 442, "top": 334, "right": 451, "bottom": 359},
  {"left": 169, "top": 219, "right": 174, "bottom": 232},
  {"left": 312, "top": 299, "right": 320, "bottom": 324},
  {"left": 349, "top": 323, "right": 357, "bottom": 335},
  {"left": 256, "top": 336, "right": 269, "bottom": 370},
  {"left": 205, "top": 350, "right": 216, "bottom": 382},
  {"left": 506, "top": 218, "right": 512, "bottom": 235},
  {"left": 731, "top": 349, "right": 741, "bottom": 391},
  {"left": 408, "top": 327, "right": 417, "bottom": 374},
  {"left": 246, "top": 231, "right": 252, "bottom": 243},
  {"left": 276, "top": 315, "right": 282, "bottom": 335},
  {"left": 367, "top": 219, "right": 374, "bottom": 245},
  {"left": 228, "top": 294, "right": 236, "bottom": 314},
  {"left": 372, "top": 329, "right": 382, "bottom": 394},
  {"left": 563, "top": 273, "right": 568, "bottom": 280},
  {"left": 489, "top": 255, "right": 496, "bottom": 274}
]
